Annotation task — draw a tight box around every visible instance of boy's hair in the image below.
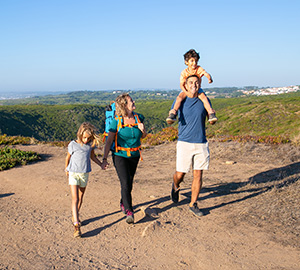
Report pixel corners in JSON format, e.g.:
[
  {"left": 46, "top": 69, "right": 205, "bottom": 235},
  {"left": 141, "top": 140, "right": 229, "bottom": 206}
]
[
  {"left": 77, "top": 122, "right": 101, "bottom": 147},
  {"left": 115, "top": 93, "right": 130, "bottom": 117},
  {"left": 184, "top": 49, "right": 200, "bottom": 62}
]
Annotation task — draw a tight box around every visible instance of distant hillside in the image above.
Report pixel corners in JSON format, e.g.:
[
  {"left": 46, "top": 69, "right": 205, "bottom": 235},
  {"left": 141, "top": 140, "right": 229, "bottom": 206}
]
[
  {"left": 0, "top": 87, "right": 247, "bottom": 106},
  {"left": 0, "top": 101, "right": 171, "bottom": 141},
  {"left": 207, "top": 91, "right": 300, "bottom": 143},
  {"left": 0, "top": 92, "right": 299, "bottom": 143}
]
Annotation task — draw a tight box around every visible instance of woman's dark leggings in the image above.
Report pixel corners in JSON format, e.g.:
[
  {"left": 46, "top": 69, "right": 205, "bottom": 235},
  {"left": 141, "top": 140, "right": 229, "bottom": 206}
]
[{"left": 112, "top": 155, "right": 140, "bottom": 212}]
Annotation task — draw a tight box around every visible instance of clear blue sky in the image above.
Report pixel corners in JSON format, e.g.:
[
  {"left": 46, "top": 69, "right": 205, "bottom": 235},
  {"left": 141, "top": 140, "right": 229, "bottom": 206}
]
[{"left": 1, "top": 0, "right": 299, "bottom": 92}]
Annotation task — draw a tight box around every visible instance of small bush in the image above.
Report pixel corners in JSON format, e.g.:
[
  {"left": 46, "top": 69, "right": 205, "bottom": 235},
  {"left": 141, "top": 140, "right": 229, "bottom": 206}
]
[{"left": 0, "top": 147, "right": 40, "bottom": 171}]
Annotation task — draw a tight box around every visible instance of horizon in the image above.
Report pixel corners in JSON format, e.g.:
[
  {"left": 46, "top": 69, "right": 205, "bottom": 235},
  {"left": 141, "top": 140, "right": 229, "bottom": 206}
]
[{"left": 1, "top": 0, "right": 299, "bottom": 92}]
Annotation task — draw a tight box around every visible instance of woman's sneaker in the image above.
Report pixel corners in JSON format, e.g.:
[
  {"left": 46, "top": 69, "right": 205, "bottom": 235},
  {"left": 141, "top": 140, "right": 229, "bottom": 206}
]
[
  {"left": 208, "top": 113, "right": 218, "bottom": 124},
  {"left": 120, "top": 202, "right": 126, "bottom": 214},
  {"left": 126, "top": 210, "right": 134, "bottom": 224},
  {"left": 73, "top": 224, "right": 82, "bottom": 238},
  {"left": 166, "top": 113, "right": 177, "bottom": 125}
]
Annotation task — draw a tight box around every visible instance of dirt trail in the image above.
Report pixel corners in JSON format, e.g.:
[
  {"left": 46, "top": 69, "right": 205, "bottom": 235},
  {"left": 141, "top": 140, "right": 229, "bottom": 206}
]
[{"left": 0, "top": 141, "right": 299, "bottom": 269}]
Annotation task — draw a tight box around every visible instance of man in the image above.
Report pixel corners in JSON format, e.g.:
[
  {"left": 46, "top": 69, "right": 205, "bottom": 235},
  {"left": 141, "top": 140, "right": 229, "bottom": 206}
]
[{"left": 171, "top": 75, "right": 211, "bottom": 217}]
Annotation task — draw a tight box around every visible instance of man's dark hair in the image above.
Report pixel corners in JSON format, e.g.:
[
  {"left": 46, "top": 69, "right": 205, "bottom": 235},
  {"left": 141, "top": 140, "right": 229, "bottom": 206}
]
[
  {"left": 186, "top": 74, "right": 200, "bottom": 83},
  {"left": 184, "top": 49, "right": 200, "bottom": 62}
]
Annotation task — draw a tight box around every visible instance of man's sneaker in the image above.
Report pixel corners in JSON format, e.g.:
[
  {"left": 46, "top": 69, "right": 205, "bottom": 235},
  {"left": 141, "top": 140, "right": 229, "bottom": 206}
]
[
  {"left": 166, "top": 113, "right": 177, "bottom": 125},
  {"left": 208, "top": 113, "right": 218, "bottom": 124},
  {"left": 171, "top": 183, "right": 180, "bottom": 203},
  {"left": 73, "top": 224, "right": 82, "bottom": 238},
  {"left": 126, "top": 210, "right": 134, "bottom": 224},
  {"left": 189, "top": 203, "right": 204, "bottom": 217},
  {"left": 120, "top": 202, "right": 126, "bottom": 214}
]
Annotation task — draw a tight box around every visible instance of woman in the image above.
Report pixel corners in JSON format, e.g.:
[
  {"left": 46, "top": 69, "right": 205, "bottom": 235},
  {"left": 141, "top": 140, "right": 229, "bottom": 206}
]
[{"left": 102, "top": 93, "right": 147, "bottom": 224}]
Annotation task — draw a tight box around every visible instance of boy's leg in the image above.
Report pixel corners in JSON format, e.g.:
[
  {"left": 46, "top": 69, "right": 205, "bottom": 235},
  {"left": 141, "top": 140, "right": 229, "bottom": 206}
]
[
  {"left": 198, "top": 93, "right": 218, "bottom": 124},
  {"left": 198, "top": 93, "right": 214, "bottom": 114},
  {"left": 166, "top": 92, "right": 186, "bottom": 124}
]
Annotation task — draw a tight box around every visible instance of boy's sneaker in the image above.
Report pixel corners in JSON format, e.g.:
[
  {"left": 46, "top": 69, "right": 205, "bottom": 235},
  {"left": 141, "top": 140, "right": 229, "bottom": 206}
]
[
  {"left": 126, "top": 210, "right": 134, "bottom": 224},
  {"left": 120, "top": 202, "right": 126, "bottom": 214},
  {"left": 208, "top": 113, "right": 218, "bottom": 124},
  {"left": 73, "top": 224, "right": 82, "bottom": 238},
  {"left": 171, "top": 183, "right": 180, "bottom": 203},
  {"left": 189, "top": 203, "right": 204, "bottom": 217},
  {"left": 166, "top": 113, "right": 177, "bottom": 125}
]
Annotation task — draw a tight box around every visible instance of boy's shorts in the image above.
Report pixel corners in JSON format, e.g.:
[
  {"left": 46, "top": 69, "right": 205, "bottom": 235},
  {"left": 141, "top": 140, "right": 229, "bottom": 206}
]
[
  {"left": 176, "top": 141, "right": 210, "bottom": 173},
  {"left": 69, "top": 172, "right": 89, "bottom": 188}
]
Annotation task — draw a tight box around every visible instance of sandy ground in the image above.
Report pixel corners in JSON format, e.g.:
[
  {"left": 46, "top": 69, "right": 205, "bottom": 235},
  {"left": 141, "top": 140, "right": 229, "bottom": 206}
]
[{"left": 0, "top": 141, "right": 299, "bottom": 270}]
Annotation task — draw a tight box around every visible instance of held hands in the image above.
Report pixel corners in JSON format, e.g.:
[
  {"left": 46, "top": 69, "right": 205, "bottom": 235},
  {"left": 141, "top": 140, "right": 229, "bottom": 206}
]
[{"left": 101, "top": 159, "right": 109, "bottom": 170}]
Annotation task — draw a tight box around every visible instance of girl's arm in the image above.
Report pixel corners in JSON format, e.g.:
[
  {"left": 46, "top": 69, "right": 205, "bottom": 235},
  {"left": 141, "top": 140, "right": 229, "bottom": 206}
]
[
  {"left": 102, "top": 131, "right": 115, "bottom": 169},
  {"left": 90, "top": 149, "right": 102, "bottom": 167},
  {"left": 65, "top": 152, "right": 71, "bottom": 176}
]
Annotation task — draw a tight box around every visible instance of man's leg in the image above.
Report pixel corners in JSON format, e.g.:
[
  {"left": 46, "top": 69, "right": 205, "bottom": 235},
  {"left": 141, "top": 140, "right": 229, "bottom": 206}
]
[
  {"left": 171, "top": 171, "right": 185, "bottom": 203},
  {"left": 173, "top": 171, "right": 185, "bottom": 189},
  {"left": 189, "top": 170, "right": 204, "bottom": 217},
  {"left": 189, "top": 170, "right": 203, "bottom": 207}
]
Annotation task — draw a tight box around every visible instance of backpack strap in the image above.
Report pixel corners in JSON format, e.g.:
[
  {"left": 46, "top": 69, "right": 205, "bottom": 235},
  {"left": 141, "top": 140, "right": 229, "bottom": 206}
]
[{"left": 114, "top": 113, "right": 143, "bottom": 160}]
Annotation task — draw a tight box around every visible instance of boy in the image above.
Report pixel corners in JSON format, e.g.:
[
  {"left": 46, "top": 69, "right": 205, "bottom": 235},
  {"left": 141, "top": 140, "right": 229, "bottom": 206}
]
[{"left": 166, "top": 49, "right": 217, "bottom": 124}]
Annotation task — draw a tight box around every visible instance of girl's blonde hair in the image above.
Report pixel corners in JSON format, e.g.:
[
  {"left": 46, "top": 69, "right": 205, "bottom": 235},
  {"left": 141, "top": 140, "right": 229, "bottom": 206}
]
[
  {"left": 77, "top": 122, "right": 101, "bottom": 147},
  {"left": 115, "top": 93, "right": 130, "bottom": 117}
]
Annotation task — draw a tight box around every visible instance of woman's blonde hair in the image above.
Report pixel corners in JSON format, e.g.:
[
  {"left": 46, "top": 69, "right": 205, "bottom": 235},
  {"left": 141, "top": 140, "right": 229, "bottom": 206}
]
[
  {"left": 115, "top": 93, "right": 130, "bottom": 117},
  {"left": 77, "top": 122, "right": 101, "bottom": 147}
]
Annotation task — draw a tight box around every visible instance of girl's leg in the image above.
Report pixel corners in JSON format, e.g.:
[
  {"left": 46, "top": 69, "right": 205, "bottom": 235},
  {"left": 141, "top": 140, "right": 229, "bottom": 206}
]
[
  {"left": 70, "top": 185, "right": 80, "bottom": 224},
  {"left": 77, "top": 187, "right": 86, "bottom": 220}
]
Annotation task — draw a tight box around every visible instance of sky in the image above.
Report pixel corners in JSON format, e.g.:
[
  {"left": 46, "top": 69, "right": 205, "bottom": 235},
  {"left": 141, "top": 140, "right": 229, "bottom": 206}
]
[{"left": 0, "top": 0, "right": 299, "bottom": 93}]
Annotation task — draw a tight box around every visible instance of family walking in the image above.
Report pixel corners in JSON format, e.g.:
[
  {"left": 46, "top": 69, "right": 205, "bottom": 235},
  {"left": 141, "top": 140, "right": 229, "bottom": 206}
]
[{"left": 65, "top": 49, "right": 214, "bottom": 238}]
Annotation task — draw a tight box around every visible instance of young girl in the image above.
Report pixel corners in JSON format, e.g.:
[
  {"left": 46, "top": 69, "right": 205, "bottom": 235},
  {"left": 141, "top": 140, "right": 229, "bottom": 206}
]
[{"left": 65, "top": 122, "right": 103, "bottom": 238}]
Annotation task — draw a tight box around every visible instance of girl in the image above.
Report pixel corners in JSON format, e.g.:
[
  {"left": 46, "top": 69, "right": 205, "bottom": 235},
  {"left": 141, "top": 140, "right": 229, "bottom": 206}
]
[
  {"left": 102, "top": 93, "right": 147, "bottom": 224},
  {"left": 65, "top": 122, "right": 103, "bottom": 238}
]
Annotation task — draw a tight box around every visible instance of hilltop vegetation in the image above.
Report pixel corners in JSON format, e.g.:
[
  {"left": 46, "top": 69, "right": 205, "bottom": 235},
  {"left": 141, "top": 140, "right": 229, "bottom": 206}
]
[
  {"left": 0, "top": 87, "right": 246, "bottom": 106},
  {"left": 0, "top": 91, "right": 299, "bottom": 144}
]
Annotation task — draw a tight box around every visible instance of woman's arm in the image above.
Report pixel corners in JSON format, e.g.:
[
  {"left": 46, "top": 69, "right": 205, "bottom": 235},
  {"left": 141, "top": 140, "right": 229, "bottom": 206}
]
[
  {"left": 138, "top": 122, "right": 147, "bottom": 138},
  {"left": 102, "top": 131, "right": 116, "bottom": 169}
]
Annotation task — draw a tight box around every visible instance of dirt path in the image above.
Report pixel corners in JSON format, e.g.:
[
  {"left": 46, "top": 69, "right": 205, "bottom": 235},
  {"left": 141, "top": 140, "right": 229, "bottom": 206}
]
[{"left": 0, "top": 141, "right": 299, "bottom": 269}]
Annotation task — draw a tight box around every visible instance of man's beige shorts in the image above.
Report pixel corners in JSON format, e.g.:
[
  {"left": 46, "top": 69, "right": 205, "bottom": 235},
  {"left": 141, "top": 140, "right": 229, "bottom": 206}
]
[
  {"left": 69, "top": 172, "right": 89, "bottom": 188},
  {"left": 176, "top": 141, "right": 210, "bottom": 173}
]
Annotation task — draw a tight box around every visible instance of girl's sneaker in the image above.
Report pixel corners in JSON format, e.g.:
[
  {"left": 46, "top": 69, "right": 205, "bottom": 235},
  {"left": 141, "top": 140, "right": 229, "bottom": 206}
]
[
  {"left": 120, "top": 202, "right": 126, "bottom": 214},
  {"left": 73, "top": 224, "right": 82, "bottom": 238},
  {"left": 126, "top": 210, "right": 134, "bottom": 224}
]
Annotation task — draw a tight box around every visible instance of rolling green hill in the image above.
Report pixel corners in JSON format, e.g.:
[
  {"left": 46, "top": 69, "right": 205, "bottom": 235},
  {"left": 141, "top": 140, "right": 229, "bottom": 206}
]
[{"left": 0, "top": 92, "right": 299, "bottom": 143}]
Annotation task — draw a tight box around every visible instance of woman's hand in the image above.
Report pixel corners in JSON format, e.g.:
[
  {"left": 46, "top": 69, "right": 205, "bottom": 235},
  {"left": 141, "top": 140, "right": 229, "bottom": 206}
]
[
  {"left": 138, "top": 123, "right": 147, "bottom": 138},
  {"left": 101, "top": 159, "right": 109, "bottom": 170}
]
